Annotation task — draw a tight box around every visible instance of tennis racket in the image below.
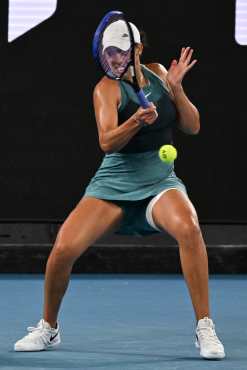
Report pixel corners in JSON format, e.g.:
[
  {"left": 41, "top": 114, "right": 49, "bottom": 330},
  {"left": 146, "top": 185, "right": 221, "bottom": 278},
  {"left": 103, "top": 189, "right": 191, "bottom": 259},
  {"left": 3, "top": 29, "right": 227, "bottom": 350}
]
[{"left": 92, "top": 10, "right": 150, "bottom": 108}]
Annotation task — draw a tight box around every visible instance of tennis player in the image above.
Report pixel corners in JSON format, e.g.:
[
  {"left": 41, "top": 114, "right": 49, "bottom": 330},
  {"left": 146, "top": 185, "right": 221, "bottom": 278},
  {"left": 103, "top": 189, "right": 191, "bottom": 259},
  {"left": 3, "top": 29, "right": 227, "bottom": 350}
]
[{"left": 14, "top": 20, "right": 225, "bottom": 360}]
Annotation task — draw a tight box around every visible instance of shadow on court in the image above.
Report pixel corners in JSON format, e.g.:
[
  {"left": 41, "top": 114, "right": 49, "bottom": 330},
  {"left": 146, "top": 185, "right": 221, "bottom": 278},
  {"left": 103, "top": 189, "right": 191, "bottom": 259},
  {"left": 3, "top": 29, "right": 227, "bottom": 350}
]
[
  {"left": 2, "top": 351, "right": 247, "bottom": 370},
  {"left": 0, "top": 352, "right": 202, "bottom": 370}
]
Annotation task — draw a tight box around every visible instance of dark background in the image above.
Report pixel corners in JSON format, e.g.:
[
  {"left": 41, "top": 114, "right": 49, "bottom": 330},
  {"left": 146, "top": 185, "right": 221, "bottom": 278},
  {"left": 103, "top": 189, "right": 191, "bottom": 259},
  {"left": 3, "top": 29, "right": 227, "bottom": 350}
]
[{"left": 0, "top": 0, "right": 246, "bottom": 222}]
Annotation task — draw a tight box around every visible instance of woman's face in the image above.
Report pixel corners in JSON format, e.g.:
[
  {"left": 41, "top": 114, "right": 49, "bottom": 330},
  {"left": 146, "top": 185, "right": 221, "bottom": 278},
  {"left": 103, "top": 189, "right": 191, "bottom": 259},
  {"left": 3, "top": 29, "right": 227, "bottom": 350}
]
[{"left": 104, "top": 47, "right": 131, "bottom": 77}]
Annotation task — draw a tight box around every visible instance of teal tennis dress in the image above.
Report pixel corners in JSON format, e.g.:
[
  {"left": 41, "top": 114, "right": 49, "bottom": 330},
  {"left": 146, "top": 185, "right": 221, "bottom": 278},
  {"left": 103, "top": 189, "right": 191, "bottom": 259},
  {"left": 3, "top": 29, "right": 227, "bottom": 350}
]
[{"left": 84, "top": 65, "right": 187, "bottom": 235}]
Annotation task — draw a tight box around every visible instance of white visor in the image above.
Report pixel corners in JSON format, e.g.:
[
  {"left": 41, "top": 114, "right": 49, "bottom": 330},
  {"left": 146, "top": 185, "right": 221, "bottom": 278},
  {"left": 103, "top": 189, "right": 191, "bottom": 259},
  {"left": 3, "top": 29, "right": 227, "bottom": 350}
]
[{"left": 102, "top": 20, "right": 141, "bottom": 52}]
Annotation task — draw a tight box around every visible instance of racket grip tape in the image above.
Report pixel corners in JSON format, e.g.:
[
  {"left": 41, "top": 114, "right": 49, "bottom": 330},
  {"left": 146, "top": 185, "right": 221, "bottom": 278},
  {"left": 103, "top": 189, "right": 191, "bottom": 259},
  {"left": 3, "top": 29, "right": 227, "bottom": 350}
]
[{"left": 136, "top": 90, "right": 151, "bottom": 108}]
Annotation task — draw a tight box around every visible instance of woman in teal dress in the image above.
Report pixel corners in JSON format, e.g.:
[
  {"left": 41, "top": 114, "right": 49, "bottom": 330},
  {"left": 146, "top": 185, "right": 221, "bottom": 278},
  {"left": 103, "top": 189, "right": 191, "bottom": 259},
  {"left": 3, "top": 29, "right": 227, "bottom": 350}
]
[{"left": 15, "top": 22, "right": 225, "bottom": 359}]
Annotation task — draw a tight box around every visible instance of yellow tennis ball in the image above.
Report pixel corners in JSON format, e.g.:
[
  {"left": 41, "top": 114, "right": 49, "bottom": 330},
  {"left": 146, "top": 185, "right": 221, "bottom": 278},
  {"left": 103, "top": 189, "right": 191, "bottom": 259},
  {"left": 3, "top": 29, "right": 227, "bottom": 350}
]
[{"left": 159, "top": 144, "right": 177, "bottom": 163}]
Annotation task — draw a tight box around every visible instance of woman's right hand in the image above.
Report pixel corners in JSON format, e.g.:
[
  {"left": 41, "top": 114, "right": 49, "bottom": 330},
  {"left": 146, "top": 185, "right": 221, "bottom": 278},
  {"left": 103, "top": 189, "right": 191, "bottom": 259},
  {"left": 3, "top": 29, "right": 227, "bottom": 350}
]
[{"left": 133, "top": 103, "right": 158, "bottom": 126}]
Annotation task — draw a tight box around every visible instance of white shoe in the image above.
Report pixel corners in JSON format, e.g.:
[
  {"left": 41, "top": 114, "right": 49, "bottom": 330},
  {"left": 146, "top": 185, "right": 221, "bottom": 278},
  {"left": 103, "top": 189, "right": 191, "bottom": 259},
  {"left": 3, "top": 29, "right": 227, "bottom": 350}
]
[
  {"left": 14, "top": 319, "right": 61, "bottom": 351},
  {"left": 195, "top": 317, "right": 225, "bottom": 360}
]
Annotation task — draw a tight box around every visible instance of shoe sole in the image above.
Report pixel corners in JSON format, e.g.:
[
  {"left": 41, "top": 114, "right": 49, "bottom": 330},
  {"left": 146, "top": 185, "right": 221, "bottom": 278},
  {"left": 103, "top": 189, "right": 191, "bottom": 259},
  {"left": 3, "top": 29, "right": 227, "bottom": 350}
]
[
  {"left": 14, "top": 339, "right": 61, "bottom": 352},
  {"left": 195, "top": 340, "right": 225, "bottom": 360}
]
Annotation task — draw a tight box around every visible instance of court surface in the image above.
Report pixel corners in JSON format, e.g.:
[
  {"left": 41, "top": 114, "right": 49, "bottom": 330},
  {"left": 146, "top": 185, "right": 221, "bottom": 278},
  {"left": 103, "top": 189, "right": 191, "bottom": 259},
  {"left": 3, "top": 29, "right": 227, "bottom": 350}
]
[{"left": 0, "top": 274, "right": 246, "bottom": 370}]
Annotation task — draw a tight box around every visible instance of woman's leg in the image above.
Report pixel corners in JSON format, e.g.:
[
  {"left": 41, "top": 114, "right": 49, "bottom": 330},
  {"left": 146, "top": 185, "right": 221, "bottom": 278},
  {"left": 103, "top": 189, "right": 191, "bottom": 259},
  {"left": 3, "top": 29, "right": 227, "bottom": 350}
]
[
  {"left": 43, "top": 196, "right": 123, "bottom": 327},
  {"left": 151, "top": 189, "right": 209, "bottom": 321}
]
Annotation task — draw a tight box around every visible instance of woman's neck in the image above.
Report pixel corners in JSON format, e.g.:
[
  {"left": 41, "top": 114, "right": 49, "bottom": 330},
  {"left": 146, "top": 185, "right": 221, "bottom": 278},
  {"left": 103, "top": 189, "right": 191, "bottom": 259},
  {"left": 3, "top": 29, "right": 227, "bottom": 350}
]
[{"left": 124, "top": 64, "right": 149, "bottom": 88}]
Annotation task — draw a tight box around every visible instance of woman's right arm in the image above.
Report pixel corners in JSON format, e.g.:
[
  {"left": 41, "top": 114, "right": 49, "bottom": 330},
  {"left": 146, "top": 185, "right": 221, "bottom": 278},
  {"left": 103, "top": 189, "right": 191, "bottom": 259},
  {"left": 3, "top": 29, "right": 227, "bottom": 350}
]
[{"left": 93, "top": 78, "right": 158, "bottom": 153}]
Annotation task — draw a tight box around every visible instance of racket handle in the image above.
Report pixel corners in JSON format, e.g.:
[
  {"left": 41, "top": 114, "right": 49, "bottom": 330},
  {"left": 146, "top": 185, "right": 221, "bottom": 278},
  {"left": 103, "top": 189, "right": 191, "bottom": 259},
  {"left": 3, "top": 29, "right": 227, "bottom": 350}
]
[{"left": 136, "top": 90, "right": 151, "bottom": 109}]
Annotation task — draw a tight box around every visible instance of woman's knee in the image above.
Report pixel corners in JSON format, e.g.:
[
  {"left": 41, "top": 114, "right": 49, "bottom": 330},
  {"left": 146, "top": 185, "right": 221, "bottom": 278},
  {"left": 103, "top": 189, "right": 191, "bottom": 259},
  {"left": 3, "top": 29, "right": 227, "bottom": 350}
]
[
  {"left": 173, "top": 216, "right": 202, "bottom": 245},
  {"left": 50, "top": 233, "right": 82, "bottom": 265}
]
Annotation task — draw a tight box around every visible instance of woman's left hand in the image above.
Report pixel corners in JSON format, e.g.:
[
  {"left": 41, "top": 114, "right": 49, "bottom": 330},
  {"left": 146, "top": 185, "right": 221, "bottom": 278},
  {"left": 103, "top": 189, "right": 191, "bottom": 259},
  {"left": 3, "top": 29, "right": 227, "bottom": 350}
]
[{"left": 167, "top": 47, "right": 197, "bottom": 91}]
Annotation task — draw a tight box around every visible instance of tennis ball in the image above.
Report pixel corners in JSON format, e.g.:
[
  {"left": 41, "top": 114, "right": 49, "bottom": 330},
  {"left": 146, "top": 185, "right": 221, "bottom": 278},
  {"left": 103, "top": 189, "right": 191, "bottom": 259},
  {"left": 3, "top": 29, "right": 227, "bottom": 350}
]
[{"left": 159, "top": 144, "right": 177, "bottom": 163}]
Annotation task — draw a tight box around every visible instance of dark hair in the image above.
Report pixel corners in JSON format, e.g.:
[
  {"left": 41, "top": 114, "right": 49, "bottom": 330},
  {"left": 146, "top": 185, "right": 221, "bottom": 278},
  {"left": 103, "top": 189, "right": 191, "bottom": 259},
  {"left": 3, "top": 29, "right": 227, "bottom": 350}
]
[{"left": 139, "top": 30, "right": 149, "bottom": 48}]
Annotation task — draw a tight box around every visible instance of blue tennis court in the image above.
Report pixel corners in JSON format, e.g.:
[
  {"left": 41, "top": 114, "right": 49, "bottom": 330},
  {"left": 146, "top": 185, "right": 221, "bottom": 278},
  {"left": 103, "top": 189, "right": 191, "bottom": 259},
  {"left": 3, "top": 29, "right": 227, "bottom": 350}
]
[{"left": 0, "top": 274, "right": 246, "bottom": 370}]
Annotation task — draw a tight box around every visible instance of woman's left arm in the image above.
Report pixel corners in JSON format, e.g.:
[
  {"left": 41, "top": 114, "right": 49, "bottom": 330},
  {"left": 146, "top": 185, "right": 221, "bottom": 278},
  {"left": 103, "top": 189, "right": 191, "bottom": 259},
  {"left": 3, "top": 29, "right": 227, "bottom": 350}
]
[
  {"left": 150, "top": 47, "right": 200, "bottom": 135},
  {"left": 170, "top": 82, "right": 200, "bottom": 135}
]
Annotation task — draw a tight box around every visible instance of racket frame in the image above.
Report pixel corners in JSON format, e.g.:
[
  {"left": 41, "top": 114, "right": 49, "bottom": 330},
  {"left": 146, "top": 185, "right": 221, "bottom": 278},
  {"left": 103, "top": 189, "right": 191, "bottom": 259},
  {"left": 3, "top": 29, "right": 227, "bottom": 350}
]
[{"left": 92, "top": 10, "right": 150, "bottom": 108}]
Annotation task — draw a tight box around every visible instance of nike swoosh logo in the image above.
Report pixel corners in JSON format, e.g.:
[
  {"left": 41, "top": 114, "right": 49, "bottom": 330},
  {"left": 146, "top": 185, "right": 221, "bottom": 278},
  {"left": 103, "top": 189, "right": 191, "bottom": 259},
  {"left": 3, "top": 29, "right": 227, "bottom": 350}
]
[
  {"left": 50, "top": 332, "right": 59, "bottom": 342},
  {"left": 145, "top": 92, "right": 151, "bottom": 98}
]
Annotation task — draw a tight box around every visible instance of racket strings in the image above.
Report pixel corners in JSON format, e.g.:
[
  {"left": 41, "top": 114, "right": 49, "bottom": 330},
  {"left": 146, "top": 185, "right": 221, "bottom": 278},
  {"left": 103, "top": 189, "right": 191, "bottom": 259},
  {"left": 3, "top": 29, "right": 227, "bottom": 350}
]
[{"left": 97, "top": 15, "right": 132, "bottom": 79}]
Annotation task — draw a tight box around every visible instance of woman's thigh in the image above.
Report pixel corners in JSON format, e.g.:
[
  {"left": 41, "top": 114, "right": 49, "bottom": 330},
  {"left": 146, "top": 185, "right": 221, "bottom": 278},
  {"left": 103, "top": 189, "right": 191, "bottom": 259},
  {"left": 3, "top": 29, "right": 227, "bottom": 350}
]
[
  {"left": 54, "top": 196, "right": 124, "bottom": 257},
  {"left": 151, "top": 189, "right": 200, "bottom": 241}
]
